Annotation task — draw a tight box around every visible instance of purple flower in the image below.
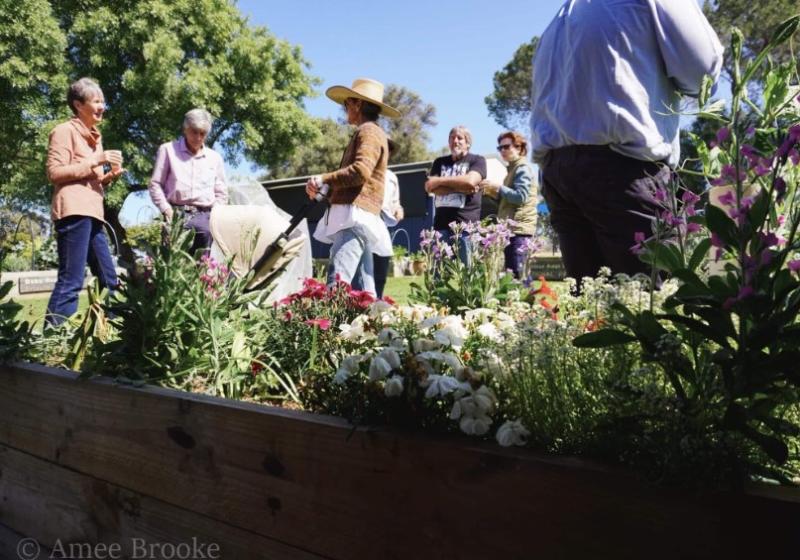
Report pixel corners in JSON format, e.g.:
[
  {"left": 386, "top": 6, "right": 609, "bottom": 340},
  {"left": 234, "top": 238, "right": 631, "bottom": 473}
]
[
  {"left": 686, "top": 222, "right": 701, "bottom": 234},
  {"left": 788, "top": 260, "right": 800, "bottom": 272},
  {"left": 789, "top": 149, "right": 800, "bottom": 166},
  {"left": 681, "top": 191, "right": 701, "bottom": 205},
  {"left": 723, "top": 285, "right": 755, "bottom": 310},
  {"left": 717, "top": 190, "right": 736, "bottom": 207},
  {"left": 630, "top": 231, "right": 647, "bottom": 255},
  {"left": 774, "top": 177, "right": 787, "bottom": 201},
  {"left": 746, "top": 125, "right": 756, "bottom": 136},
  {"left": 716, "top": 127, "right": 731, "bottom": 145},
  {"left": 760, "top": 232, "right": 780, "bottom": 248}
]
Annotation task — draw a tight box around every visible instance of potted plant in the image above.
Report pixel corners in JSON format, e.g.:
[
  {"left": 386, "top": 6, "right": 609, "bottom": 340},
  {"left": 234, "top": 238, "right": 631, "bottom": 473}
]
[
  {"left": 409, "top": 251, "right": 426, "bottom": 276},
  {"left": 390, "top": 245, "right": 408, "bottom": 277}
]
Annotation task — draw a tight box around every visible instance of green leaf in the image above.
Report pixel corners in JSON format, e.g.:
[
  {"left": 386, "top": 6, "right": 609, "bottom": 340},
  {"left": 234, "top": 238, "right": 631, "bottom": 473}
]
[
  {"left": 704, "top": 204, "right": 739, "bottom": 247},
  {"left": 688, "top": 238, "right": 711, "bottom": 272},
  {"left": 572, "top": 329, "right": 637, "bottom": 348}
]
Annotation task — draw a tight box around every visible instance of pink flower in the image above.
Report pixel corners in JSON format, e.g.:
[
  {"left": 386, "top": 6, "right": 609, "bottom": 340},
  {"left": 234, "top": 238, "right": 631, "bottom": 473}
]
[
  {"left": 686, "top": 222, "right": 701, "bottom": 234},
  {"left": 304, "top": 318, "right": 331, "bottom": 330},
  {"left": 717, "top": 190, "right": 736, "bottom": 207},
  {"left": 630, "top": 231, "right": 647, "bottom": 255}
]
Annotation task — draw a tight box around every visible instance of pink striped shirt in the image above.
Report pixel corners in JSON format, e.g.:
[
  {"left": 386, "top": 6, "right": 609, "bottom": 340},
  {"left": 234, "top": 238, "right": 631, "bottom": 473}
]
[{"left": 148, "top": 137, "right": 227, "bottom": 213}]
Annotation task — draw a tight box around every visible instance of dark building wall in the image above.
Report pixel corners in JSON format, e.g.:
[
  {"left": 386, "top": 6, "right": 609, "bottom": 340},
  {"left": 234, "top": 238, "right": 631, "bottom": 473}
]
[{"left": 263, "top": 161, "right": 436, "bottom": 258}]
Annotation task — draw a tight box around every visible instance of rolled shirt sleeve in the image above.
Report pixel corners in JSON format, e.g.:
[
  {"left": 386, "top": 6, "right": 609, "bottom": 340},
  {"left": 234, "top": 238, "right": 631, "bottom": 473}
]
[{"left": 213, "top": 153, "right": 228, "bottom": 206}]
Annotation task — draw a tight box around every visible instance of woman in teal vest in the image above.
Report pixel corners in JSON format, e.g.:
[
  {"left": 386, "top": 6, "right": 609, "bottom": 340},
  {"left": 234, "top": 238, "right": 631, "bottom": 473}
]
[{"left": 481, "top": 131, "right": 538, "bottom": 278}]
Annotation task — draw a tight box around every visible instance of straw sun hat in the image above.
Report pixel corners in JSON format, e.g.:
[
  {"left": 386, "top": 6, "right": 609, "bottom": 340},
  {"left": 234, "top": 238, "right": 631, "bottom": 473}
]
[{"left": 325, "top": 78, "right": 401, "bottom": 119}]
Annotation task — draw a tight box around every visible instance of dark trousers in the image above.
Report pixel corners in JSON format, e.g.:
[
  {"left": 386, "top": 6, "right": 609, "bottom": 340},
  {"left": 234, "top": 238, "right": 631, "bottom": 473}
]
[
  {"left": 178, "top": 208, "right": 212, "bottom": 255},
  {"left": 505, "top": 234, "right": 531, "bottom": 279},
  {"left": 352, "top": 254, "right": 390, "bottom": 298},
  {"left": 541, "top": 145, "right": 668, "bottom": 283},
  {"left": 46, "top": 215, "right": 118, "bottom": 326}
]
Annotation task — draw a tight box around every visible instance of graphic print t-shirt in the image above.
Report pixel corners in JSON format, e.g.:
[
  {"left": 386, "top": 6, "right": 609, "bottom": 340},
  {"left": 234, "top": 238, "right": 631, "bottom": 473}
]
[{"left": 429, "top": 153, "right": 487, "bottom": 230}]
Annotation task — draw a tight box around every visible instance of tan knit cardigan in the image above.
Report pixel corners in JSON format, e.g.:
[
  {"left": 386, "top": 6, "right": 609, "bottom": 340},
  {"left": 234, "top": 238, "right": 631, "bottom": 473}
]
[{"left": 322, "top": 121, "right": 387, "bottom": 215}]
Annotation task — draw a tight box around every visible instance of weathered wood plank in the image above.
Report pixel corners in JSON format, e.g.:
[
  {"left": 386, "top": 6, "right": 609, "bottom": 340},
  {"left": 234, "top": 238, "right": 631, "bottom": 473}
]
[
  {"left": 0, "top": 444, "right": 325, "bottom": 560},
  {"left": 0, "top": 362, "right": 798, "bottom": 559}
]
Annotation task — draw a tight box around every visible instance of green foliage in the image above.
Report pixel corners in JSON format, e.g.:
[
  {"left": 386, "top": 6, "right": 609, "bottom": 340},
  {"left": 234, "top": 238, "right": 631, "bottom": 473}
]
[
  {"left": 703, "top": 0, "right": 800, "bottom": 84},
  {"left": 0, "top": 0, "right": 69, "bottom": 204},
  {"left": 3, "top": 0, "right": 318, "bottom": 210},
  {"left": 379, "top": 84, "right": 438, "bottom": 164},
  {"left": 485, "top": 36, "right": 539, "bottom": 130},
  {"left": 87, "top": 219, "right": 294, "bottom": 401},
  {"left": 575, "top": 20, "right": 800, "bottom": 486},
  {"left": 410, "top": 221, "right": 526, "bottom": 311},
  {"left": 124, "top": 222, "right": 163, "bottom": 254},
  {"left": 0, "top": 278, "right": 32, "bottom": 362},
  {"left": 267, "top": 84, "right": 439, "bottom": 178},
  {"left": 266, "top": 117, "right": 351, "bottom": 179}
]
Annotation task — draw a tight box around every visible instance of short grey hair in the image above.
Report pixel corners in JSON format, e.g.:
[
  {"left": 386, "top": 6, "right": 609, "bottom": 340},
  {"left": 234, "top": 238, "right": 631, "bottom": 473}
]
[
  {"left": 183, "top": 108, "right": 213, "bottom": 132},
  {"left": 449, "top": 125, "right": 473, "bottom": 148},
  {"left": 67, "top": 78, "right": 103, "bottom": 115}
]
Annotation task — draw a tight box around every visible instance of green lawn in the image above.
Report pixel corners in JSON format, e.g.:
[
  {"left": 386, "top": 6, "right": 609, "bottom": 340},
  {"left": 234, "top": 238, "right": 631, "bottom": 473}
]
[{"left": 14, "top": 276, "right": 419, "bottom": 324}]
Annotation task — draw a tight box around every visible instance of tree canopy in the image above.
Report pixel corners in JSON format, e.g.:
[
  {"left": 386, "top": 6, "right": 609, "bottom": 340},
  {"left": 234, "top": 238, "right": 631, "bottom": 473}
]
[
  {"left": 267, "top": 84, "right": 439, "bottom": 179},
  {"left": 1, "top": 0, "right": 318, "bottom": 210},
  {"left": 703, "top": 1, "right": 800, "bottom": 82},
  {"left": 484, "top": 36, "right": 539, "bottom": 131}
]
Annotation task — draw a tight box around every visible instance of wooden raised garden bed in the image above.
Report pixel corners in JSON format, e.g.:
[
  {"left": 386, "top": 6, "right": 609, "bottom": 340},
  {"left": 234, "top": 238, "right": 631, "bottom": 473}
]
[{"left": 0, "top": 362, "right": 798, "bottom": 559}]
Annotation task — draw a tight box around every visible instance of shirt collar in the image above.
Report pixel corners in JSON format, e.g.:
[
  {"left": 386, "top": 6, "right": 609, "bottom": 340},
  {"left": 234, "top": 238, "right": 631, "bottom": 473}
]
[
  {"left": 70, "top": 118, "right": 101, "bottom": 147},
  {"left": 179, "top": 136, "right": 206, "bottom": 158}
]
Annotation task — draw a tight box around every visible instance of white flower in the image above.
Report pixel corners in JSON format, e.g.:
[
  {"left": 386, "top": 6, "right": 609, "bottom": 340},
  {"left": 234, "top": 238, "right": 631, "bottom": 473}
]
[
  {"left": 339, "top": 315, "right": 373, "bottom": 342},
  {"left": 378, "top": 347, "right": 402, "bottom": 370},
  {"left": 417, "top": 350, "right": 464, "bottom": 377},
  {"left": 368, "top": 299, "right": 393, "bottom": 318},
  {"left": 476, "top": 322, "right": 501, "bottom": 342},
  {"left": 474, "top": 386, "right": 497, "bottom": 413},
  {"left": 495, "top": 420, "right": 530, "bottom": 447},
  {"left": 459, "top": 414, "right": 492, "bottom": 436},
  {"left": 422, "top": 374, "right": 462, "bottom": 399},
  {"left": 384, "top": 375, "right": 404, "bottom": 397},
  {"left": 368, "top": 356, "right": 392, "bottom": 381},
  {"left": 464, "top": 308, "right": 495, "bottom": 324},
  {"left": 412, "top": 338, "right": 440, "bottom": 353},
  {"left": 434, "top": 316, "right": 468, "bottom": 348},
  {"left": 419, "top": 316, "right": 443, "bottom": 330},
  {"left": 377, "top": 327, "right": 401, "bottom": 344},
  {"left": 334, "top": 355, "right": 363, "bottom": 384},
  {"left": 478, "top": 351, "right": 505, "bottom": 377}
]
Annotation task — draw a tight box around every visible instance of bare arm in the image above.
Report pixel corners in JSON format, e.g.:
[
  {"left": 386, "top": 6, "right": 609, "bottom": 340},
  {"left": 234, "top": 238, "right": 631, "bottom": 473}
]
[{"left": 425, "top": 171, "right": 482, "bottom": 195}]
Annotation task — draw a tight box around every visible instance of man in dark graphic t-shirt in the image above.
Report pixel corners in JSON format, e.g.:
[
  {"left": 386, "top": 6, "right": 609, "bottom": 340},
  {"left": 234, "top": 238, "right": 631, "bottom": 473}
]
[{"left": 425, "top": 125, "right": 487, "bottom": 263}]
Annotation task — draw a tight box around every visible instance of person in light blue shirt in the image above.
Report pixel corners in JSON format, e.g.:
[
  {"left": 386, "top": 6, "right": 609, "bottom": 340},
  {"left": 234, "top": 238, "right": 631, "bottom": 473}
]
[{"left": 530, "top": 0, "right": 723, "bottom": 285}]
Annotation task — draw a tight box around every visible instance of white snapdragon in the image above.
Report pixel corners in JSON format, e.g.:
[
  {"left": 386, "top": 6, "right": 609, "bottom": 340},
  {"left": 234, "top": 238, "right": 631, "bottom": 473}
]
[
  {"left": 368, "top": 356, "right": 392, "bottom": 381},
  {"left": 334, "top": 355, "right": 364, "bottom": 384},
  {"left": 459, "top": 414, "right": 492, "bottom": 436},
  {"left": 422, "top": 374, "right": 463, "bottom": 399},
  {"left": 378, "top": 347, "right": 402, "bottom": 370},
  {"left": 384, "top": 375, "right": 404, "bottom": 397},
  {"left": 412, "top": 338, "right": 440, "bottom": 353},
  {"left": 495, "top": 420, "right": 530, "bottom": 447},
  {"left": 433, "top": 315, "right": 468, "bottom": 348}
]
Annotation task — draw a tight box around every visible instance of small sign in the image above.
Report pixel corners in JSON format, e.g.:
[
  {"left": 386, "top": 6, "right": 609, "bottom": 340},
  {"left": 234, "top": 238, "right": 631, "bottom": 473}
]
[
  {"left": 18, "top": 275, "right": 89, "bottom": 294},
  {"left": 529, "top": 257, "right": 566, "bottom": 281}
]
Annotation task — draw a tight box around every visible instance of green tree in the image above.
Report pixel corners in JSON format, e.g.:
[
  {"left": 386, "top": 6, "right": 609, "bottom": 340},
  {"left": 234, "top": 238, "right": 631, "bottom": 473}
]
[
  {"left": 268, "top": 84, "right": 440, "bottom": 178},
  {"left": 703, "top": 1, "right": 800, "bottom": 82},
  {"left": 0, "top": 0, "right": 69, "bottom": 206},
  {"left": 50, "top": 0, "right": 319, "bottom": 210},
  {"left": 266, "top": 117, "right": 351, "bottom": 179},
  {"left": 379, "top": 84, "right": 437, "bottom": 164},
  {"left": 484, "top": 36, "right": 539, "bottom": 131}
]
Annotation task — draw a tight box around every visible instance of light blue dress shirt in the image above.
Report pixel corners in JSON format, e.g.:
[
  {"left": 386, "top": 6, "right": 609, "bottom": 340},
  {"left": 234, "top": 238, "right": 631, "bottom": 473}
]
[{"left": 530, "top": 0, "right": 724, "bottom": 167}]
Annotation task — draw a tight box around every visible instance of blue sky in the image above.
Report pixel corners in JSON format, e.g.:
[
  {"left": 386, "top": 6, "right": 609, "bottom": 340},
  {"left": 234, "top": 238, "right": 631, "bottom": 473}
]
[{"left": 231, "top": 0, "right": 568, "bottom": 176}]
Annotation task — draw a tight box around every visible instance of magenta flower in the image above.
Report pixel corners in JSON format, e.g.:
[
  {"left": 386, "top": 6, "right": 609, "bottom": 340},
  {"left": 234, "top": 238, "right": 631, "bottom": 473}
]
[
  {"left": 686, "top": 222, "right": 701, "bottom": 234},
  {"left": 717, "top": 190, "right": 736, "bottom": 207},
  {"left": 715, "top": 127, "right": 731, "bottom": 145},
  {"left": 788, "top": 260, "right": 800, "bottom": 273}
]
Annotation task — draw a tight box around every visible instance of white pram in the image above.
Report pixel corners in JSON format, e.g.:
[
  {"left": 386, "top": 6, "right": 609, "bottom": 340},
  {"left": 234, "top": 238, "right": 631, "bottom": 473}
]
[{"left": 207, "top": 181, "right": 312, "bottom": 302}]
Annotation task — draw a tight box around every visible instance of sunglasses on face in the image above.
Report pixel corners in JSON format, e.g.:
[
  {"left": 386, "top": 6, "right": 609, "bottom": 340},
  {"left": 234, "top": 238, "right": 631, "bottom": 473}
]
[{"left": 497, "top": 144, "right": 515, "bottom": 151}]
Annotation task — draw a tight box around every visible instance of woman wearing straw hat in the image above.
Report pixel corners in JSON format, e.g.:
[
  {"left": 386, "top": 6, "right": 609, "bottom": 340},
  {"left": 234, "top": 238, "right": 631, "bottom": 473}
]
[{"left": 305, "top": 78, "right": 400, "bottom": 296}]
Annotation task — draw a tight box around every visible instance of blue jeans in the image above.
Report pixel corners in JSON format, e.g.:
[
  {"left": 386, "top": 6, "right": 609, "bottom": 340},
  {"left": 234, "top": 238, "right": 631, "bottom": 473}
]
[
  {"left": 327, "top": 224, "right": 375, "bottom": 295},
  {"left": 352, "top": 254, "right": 390, "bottom": 298},
  {"left": 46, "top": 216, "right": 118, "bottom": 326}
]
